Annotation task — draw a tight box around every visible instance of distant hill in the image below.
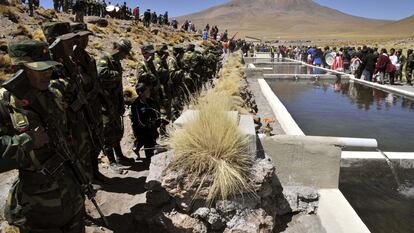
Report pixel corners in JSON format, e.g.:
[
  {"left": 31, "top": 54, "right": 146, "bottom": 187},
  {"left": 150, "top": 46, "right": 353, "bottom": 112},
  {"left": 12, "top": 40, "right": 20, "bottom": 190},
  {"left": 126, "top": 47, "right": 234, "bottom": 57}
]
[{"left": 177, "top": 0, "right": 400, "bottom": 40}]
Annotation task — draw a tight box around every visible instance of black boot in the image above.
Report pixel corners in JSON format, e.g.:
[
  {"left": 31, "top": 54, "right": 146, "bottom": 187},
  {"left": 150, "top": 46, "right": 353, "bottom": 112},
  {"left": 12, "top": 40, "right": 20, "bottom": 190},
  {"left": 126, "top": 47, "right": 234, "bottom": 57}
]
[
  {"left": 114, "top": 144, "right": 134, "bottom": 165},
  {"left": 105, "top": 147, "right": 129, "bottom": 174}
]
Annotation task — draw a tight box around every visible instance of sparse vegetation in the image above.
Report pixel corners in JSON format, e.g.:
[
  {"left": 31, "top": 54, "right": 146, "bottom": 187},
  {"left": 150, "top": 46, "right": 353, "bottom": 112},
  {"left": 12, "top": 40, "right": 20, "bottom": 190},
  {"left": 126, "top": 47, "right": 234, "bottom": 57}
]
[
  {"left": 32, "top": 29, "right": 46, "bottom": 42},
  {"left": 168, "top": 54, "right": 253, "bottom": 204}
]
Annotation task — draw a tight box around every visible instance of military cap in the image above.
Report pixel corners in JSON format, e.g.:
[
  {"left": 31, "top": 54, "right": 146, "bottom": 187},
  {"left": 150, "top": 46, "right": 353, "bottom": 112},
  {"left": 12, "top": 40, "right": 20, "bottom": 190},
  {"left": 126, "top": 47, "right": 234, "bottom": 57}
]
[
  {"left": 140, "top": 44, "right": 155, "bottom": 54},
  {"left": 172, "top": 45, "right": 184, "bottom": 53},
  {"left": 8, "top": 40, "right": 60, "bottom": 71},
  {"left": 115, "top": 38, "right": 132, "bottom": 54},
  {"left": 42, "top": 22, "right": 71, "bottom": 40},
  {"left": 186, "top": 43, "right": 195, "bottom": 51},
  {"left": 70, "top": 22, "right": 93, "bottom": 37},
  {"left": 155, "top": 44, "right": 168, "bottom": 52}
]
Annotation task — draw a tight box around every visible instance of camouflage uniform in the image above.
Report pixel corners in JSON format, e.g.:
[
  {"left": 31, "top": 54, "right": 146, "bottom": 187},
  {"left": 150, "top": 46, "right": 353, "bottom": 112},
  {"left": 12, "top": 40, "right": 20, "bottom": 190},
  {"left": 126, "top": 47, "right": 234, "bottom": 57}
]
[
  {"left": 167, "top": 45, "right": 185, "bottom": 119},
  {"left": 96, "top": 39, "right": 132, "bottom": 169},
  {"left": 407, "top": 49, "right": 414, "bottom": 85},
  {"left": 1, "top": 40, "right": 85, "bottom": 233},
  {"left": 143, "top": 9, "right": 151, "bottom": 27},
  {"left": 153, "top": 44, "right": 170, "bottom": 135},
  {"left": 181, "top": 44, "right": 199, "bottom": 94},
  {"left": 136, "top": 44, "right": 160, "bottom": 102},
  {"left": 70, "top": 23, "right": 106, "bottom": 180}
]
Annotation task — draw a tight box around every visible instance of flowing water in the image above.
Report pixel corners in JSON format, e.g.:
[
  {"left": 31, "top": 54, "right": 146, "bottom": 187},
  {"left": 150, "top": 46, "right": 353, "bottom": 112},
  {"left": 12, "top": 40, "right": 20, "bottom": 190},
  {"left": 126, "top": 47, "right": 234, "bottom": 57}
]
[{"left": 266, "top": 78, "right": 414, "bottom": 233}]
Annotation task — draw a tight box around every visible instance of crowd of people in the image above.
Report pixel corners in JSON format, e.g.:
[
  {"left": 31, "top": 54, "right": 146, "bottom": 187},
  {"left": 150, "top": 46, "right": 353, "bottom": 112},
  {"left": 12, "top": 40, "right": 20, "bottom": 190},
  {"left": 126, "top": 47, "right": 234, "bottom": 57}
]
[
  {"left": 0, "top": 13, "right": 223, "bottom": 232},
  {"left": 242, "top": 43, "right": 414, "bottom": 86}
]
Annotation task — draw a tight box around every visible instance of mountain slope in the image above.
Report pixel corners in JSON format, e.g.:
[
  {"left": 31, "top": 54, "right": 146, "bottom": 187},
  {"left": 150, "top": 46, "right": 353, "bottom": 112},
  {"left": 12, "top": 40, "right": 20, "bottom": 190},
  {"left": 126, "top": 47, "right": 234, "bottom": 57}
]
[{"left": 178, "top": 0, "right": 394, "bottom": 40}]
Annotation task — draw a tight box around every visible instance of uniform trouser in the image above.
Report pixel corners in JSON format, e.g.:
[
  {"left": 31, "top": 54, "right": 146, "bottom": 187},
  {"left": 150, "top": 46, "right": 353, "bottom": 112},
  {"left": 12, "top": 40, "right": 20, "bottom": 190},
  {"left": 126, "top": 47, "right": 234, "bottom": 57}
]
[
  {"left": 389, "top": 71, "right": 395, "bottom": 85},
  {"left": 103, "top": 143, "right": 124, "bottom": 164},
  {"left": 407, "top": 68, "right": 413, "bottom": 84},
  {"left": 75, "top": 11, "right": 84, "bottom": 22}
]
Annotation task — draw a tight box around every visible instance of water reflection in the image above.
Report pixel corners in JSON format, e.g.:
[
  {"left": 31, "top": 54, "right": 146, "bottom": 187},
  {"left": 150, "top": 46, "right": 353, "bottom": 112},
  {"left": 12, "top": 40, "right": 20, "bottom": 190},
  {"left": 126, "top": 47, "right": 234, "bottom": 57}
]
[
  {"left": 266, "top": 78, "right": 414, "bottom": 152},
  {"left": 270, "top": 64, "right": 328, "bottom": 75}
]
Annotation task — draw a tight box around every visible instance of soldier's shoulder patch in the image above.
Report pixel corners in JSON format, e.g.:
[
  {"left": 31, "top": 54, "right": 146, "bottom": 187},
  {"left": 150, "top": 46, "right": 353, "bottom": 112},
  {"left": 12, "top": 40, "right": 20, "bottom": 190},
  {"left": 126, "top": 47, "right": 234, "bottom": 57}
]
[{"left": 98, "top": 59, "right": 108, "bottom": 65}]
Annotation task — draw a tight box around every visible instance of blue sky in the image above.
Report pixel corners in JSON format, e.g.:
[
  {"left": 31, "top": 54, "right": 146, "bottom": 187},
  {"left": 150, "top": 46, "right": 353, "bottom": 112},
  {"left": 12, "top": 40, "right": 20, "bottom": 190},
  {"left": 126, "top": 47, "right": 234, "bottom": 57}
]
[{"left": 41, "top": 0, "right": 414, "bottom": 20}]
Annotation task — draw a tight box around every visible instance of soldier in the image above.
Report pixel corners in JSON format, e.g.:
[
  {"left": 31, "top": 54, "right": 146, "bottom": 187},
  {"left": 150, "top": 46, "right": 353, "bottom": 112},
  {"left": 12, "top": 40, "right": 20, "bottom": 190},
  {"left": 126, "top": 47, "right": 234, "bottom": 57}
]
[
  {"left": 136, "top": 44, "right": 160, "bottom": 102},
  {"left": 130, "top": 83, "right": 161, "bottom": 166},
  {"left": 53, "top": 0, "right": 60, "bottom": 12},
  {"left": 181, "top": 43, "right": 198, "bottom": 94},
  {"left": 406, "top": 49, "right": 414, "bottom": 85},
  {"left": 153, "top": 44, "right": 170, "bottom": 137},
  {"left": 70, "top": 22, "right": 107, "bottom": 181},
  {"left": 143, "top": 9, "right": 151, "bottom": 27},
  {"left": 1, "top": 39, "right": 85, "bottom": 233},
  {"left": 151, "top": 11, "right": 157, "bottom": 24},
  {"left": 97, "top": 38, "right": 133, "bottom": 173},
  {"left": 163, "top": 11, "right": 169, "bottom": 25},
  {"left": 167, "top": 45, "right": 185, "bottom": 120},
  {"left": 158, "top": 13, "right": 163, "bottom": 25},
  {"left": 73, "top": 0, "right": 86, "bottom": 22},
  {"left": 102, "top": 0, "right": 107, "bottom": 17}
]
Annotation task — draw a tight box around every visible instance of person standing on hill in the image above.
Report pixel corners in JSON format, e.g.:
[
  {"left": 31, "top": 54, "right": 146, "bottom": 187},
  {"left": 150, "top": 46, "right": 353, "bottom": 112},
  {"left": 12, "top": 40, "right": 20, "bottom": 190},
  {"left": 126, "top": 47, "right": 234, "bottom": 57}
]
[
  {"left": 406, "top": 49, "right": 414, "bottom": 85},
  {"left": 96, "top": 39, "right": 133, "bottom": 173}
]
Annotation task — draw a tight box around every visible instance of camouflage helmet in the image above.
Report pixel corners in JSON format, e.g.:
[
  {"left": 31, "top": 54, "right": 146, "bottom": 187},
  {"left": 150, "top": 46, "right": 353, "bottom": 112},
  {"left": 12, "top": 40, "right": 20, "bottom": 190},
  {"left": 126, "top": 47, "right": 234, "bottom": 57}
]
[
  {"left": 172, "top": 45, "right": 184, "bottom": 53},
  {"left": 186, "top": 43, "right": 195, "bottom": 52},
  {"left": 140, "top": 44, "right": 155, "bottom": 54},
  {"left": 115, "top": 38, "right": 132, "bottom": 54},
  {"left": 42, "top": 22, "right": 71, "bottom": 42},
  {"left": 8, "top": 40, "right": 60, "bottom": 71},
  {"left": 155, "top": 43, "right": 168, "bottom": 53}
]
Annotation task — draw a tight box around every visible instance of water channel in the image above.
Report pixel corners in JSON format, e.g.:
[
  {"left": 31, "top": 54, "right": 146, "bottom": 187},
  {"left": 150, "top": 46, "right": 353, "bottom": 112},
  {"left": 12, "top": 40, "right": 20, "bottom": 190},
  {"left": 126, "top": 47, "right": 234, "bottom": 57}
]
[{"left": 266, "top": 78, "right": 414, "bottom": 233}]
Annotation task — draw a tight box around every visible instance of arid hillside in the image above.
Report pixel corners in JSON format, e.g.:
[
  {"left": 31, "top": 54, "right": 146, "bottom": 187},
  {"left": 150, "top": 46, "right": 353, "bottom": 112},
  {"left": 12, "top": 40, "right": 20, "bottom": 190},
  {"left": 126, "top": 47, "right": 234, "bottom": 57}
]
[{"left": 178, "top": 0, "right": 414, "bottom": 40}]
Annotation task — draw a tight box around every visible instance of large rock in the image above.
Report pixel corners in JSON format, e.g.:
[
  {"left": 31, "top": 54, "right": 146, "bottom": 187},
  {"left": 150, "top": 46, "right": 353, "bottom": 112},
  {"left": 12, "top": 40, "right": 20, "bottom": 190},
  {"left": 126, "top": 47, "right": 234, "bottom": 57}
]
[
  {"left": 224, "top": 209, "right": 274, "bottom": 233},
  {"left": 275, "top": 186, "right": 319, "bottom": 215},
  {"left": 156, "top": 210, "right": 208, "bottom": 233},
  {"left": 87, "top": 17, "right": 109, "bottom": 27},
  {"left": 145, "top": 151, "right": 173, "bottom": 191}
]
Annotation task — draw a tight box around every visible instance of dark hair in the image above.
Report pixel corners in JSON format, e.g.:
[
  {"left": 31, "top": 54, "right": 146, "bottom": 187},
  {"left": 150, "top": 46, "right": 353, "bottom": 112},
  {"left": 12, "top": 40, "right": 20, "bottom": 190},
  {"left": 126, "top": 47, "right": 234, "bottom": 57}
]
[{"left": 381, "top": 48, "right": 387, "bottom": 54}]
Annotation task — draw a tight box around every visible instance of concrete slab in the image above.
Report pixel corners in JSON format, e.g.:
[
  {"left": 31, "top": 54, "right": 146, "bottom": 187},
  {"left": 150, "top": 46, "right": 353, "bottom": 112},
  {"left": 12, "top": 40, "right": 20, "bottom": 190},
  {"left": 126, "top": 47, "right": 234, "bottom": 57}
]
[
  {"left": 262, "top": 135, "right": 341, "bottom": 189},
  {"left": 318, "top": 189, "right": 370, "bottom": 233},
  {"left": 238, "top": 114, "right": 257, "bottom": 156}
]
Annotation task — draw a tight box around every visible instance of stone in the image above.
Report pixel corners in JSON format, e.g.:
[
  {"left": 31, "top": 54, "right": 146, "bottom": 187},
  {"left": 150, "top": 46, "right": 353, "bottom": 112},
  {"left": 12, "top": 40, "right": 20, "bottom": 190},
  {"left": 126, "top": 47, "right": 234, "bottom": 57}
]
[
  {"left": 250, "top": 156, "right": 275, "bottom": 197},
  {"left": 157, "top": 210, "right": 208, "bottom": 233},
  {"left": 276, "top": 186, "right": 319, "bottom": 215},
  {"left": 145, "top": 151, "right": 173, "bottom": 191},
  {"left": 224, "top": 209, "right": 273, "bottom": 233},
  {"left": 87, "top": 17, "right": 109, "bottom": 27},
  {"left": 193, "top": 208, "right": 226, "bottom": 231}
]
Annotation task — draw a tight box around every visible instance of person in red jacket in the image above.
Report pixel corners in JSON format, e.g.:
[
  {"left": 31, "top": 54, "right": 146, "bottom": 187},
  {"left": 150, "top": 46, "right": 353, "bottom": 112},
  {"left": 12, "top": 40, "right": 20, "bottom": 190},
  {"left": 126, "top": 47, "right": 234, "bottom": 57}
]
[
  {"left": 332, "top": 52, "right": 344, "bottom": 72},
  {"left": 133, "top": 6, "right": 140, "bottom": 21},
  {"left": 375, "top": 48, "right": 391, "bottom": 84}
]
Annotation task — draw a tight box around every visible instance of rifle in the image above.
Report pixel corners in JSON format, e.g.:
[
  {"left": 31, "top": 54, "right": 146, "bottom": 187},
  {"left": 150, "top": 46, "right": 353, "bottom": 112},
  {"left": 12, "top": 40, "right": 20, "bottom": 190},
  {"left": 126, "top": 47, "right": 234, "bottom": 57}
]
[
  {"left": 49, "top": 37, "right": 110, "bottom": 226},
  {"left": 2, "top": 69, "right": 109, "bottom": 227}
]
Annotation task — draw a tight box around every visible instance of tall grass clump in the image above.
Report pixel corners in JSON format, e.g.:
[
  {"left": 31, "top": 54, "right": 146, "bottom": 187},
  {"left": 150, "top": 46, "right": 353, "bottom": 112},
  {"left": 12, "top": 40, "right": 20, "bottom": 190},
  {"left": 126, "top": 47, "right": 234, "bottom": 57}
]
[
  {"left": 169, "top": 94, "right": 253, "bottom": 204},
  {"left": 168, "top": 53, "right": 253, "bottom": 204}
]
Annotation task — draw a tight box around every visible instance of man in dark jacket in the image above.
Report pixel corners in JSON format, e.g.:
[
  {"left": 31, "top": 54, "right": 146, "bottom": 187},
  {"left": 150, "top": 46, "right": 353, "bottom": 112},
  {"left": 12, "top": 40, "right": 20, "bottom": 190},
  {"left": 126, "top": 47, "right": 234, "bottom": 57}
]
[{"left": 130, "top": 83, "right": 160, "bottom": 167}]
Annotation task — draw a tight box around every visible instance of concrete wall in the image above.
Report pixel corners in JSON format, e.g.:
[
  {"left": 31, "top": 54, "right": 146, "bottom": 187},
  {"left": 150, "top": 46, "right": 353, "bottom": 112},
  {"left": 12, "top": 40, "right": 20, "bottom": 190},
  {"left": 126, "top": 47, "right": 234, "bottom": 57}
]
[{"left": 262, "top": 135, "right": 341, "bottom": 189}]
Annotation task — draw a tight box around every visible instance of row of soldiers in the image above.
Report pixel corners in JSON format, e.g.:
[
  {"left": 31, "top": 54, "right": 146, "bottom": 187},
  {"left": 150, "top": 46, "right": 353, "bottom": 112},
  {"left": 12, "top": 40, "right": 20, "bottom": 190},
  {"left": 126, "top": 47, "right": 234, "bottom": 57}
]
[
  {"left": 0, "top": 18, "right": 223, "bottom": 232},
  {"left": 143, "top": 9, "right": 169, "bottom": 27},
  {"left": 131, "top": 42, "right": 223, "bottom": 163}
]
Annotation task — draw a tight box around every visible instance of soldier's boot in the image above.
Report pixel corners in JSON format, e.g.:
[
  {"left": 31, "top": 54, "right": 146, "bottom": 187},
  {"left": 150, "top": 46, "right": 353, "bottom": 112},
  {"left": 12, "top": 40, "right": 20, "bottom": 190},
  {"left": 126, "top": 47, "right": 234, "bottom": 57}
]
[
  {"left": 91, "top": 152, "right": 107, "bottom": 184},
  {"left": 105, "top": 147, "right": 129, "bottom": 174},
  {"left": 114, "top": 144, "right": 134, "bottom": 165}
]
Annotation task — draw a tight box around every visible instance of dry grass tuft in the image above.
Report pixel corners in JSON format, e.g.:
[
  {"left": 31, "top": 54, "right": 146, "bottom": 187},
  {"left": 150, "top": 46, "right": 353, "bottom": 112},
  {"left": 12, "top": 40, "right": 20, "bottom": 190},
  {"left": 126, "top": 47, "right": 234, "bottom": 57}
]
[
  {"left": 92, "top": 42, "right": 104, "bottom": 51},
  {"left": 169, "top": 93, "right": 253, "bottom": 203},
  {"left": 126, "top": 59, "right": 138, "bottom": 69},
  {"left": 32, "top": 29, "right": 46, "bottom": 42},
  {"left": 168, "top": 52, "right": 253, "bottom": 204}
]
